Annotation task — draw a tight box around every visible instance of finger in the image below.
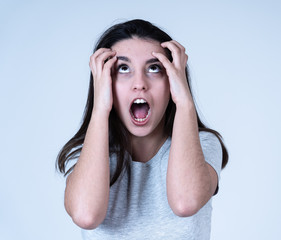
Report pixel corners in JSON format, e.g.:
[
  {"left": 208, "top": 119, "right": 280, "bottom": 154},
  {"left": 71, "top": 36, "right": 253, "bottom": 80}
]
[
  {"left": 103, "top": 56, "right": 117, "bottom": 77},
  {"left": 152, "top": 51, "right": 173, "bottom": 73},
  {"left": 162, "top": 41, "right": 189, "bottom": 67},
  {"left": 170, "top": 40, "right": 186, "bottom": 52},
  {"left": 160, "top": 41, "right": 183, "bottom": 67},
  {"left": 91, "top": 50, "right": 116, "bottom": 75},
  {"left": 96, "top": 50, "right": 116, "bottom": 68},
  {"left": 92, "top": 48, "right": 112, "bottom": 59},
  {"left": 89, "top": 48, "right": 112, "bottom": 71},
  {"left": 170, "top": 40, "right": 188, "bottom": 62}
]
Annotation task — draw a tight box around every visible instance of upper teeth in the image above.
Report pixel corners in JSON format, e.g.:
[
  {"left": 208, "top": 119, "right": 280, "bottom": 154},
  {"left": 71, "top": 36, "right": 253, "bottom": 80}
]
[{"left": 134, "top": 99, "right": 146, "bottom": 104}]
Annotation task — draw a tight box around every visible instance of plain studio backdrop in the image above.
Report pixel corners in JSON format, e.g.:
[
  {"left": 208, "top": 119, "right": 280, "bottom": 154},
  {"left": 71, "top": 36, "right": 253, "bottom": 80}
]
[{"left": 0, "top": 0, "right": 280, "bottom": 239}]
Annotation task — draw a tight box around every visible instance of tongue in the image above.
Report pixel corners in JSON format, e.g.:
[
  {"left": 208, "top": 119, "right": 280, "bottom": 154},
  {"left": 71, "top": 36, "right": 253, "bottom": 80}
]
[{"left": 131, "top": 103, "right": 149, "bottom": 119}]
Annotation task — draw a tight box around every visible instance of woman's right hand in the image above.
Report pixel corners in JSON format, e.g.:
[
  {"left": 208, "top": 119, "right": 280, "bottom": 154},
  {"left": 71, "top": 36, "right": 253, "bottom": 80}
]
[{"left": 89, "top": 48, "right": 117, "bottom": 115}]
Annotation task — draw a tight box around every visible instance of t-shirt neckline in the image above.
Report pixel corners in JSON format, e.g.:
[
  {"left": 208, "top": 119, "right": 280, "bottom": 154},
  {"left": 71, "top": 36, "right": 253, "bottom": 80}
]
[{"left": 130, "top": 137, "right": 171, "bottom": 167}]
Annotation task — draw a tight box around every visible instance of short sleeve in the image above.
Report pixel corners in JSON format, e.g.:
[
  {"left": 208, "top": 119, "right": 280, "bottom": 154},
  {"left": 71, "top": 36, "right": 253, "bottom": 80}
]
[{"left": 199, "top": 131, "right": 223, "bottom": 195}]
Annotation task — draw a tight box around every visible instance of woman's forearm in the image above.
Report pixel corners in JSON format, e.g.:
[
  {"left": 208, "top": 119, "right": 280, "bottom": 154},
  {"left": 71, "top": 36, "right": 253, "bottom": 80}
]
[
  {"left": 64, "top": 110, "right": 110, "bottom": 229},
  {"left": 167, "top": 102, "right": 217, "bottom": 217}
]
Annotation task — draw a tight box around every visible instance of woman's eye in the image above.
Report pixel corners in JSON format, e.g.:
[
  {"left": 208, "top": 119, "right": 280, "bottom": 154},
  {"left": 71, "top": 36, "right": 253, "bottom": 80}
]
[
  {"left": 118, "top": 65, "right": 130, "bottom": 73},
  {"left": 148, "top": 64, "right": 161, "bottom": 73}
]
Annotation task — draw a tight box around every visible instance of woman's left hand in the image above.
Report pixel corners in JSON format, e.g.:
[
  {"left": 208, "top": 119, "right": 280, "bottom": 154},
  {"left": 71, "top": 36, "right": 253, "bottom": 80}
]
[{"left": 152, "top": 40, "right": 193, "bottom": 108}]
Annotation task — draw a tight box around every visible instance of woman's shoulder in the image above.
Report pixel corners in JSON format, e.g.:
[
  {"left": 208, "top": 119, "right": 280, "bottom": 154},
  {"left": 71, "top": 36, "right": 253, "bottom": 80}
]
[
  {"left": 199, "top": 130, "right": 223, "bottom": 175},
  {"left": 199, "top": 131, "right": 222, "bottom": 148},
  {"left": 199, "top": 130, "right": 218, "bottom": 139}
]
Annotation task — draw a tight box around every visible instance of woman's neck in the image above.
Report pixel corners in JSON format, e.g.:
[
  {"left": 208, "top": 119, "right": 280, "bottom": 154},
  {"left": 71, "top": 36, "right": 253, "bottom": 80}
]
[{"left": 130, "top": 131, "right": 168, "bottom": 163}]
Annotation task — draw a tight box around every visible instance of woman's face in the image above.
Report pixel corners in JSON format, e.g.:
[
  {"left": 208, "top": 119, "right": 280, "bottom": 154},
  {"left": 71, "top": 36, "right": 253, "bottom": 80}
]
[{"left": 111, "top": 37, "right": 170, "bottom": 139}]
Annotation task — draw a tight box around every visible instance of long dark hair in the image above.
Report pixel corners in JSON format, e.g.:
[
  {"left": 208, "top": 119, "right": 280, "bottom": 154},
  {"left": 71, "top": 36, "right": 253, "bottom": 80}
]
[{"left": 56, "top": 19, "right": 229, "bottom": 186}]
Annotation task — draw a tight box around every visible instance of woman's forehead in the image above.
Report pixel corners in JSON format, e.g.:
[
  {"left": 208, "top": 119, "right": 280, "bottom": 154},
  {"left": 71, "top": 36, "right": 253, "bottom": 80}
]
[{"left": 111, "top": 38, "right": 166, "bottom": 57}]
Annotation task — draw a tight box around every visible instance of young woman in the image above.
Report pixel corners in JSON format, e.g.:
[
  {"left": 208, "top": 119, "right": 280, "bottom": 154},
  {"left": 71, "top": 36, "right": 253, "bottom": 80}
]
[{"left": 57, "top": 19, "right": 228, "bottom": 239}]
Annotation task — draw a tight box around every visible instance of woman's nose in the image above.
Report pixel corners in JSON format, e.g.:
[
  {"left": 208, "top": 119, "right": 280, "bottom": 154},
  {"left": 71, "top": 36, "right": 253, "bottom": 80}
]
[{"left": 132, "top": 71, "right": 148, "bottom": 91}]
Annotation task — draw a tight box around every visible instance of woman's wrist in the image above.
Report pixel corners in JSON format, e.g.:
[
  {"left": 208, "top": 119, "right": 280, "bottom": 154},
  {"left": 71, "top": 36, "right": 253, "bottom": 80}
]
[
  {"left": 91, "top": 107, "right": 111, "bottom": 121},
  {"left": 174, "top": 95, "right": 195, "bottom": 112}
]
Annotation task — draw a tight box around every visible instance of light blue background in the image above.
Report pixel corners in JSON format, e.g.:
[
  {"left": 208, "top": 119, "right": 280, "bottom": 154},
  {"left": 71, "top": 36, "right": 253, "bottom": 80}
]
[{"left": 1, "top": 0, "right": 280, "bottom": 239}]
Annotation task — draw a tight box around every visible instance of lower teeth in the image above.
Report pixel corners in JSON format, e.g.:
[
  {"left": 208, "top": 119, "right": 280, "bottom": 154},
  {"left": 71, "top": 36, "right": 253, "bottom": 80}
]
[
  {"left": 135, "top": 117, "right": 146, "bottom": 122},
  {"left": 133, "top": 110, "right": 150, "bottom": 122}
]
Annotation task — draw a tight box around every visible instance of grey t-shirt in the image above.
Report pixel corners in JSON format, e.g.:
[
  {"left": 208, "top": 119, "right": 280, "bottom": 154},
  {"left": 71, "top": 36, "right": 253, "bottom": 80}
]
[{"left": 82, "top": 131, "right": 223, "bottom": 240}]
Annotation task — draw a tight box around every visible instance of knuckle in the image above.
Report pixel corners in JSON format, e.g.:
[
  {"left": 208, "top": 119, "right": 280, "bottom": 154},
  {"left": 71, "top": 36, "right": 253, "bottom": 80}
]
[
  {"left": 96, "top": 54, "right": 103, "bottom": 61},
  {"left": 90, "top": 55, "right": 95, "bottom": 62},
  {"left": 105, "top": 57, "right": 115, "bottom": 66},
  {"left": 175, "top": 48, "right": 180, "bottom": 54},
  {"left": 103, "top": 64, "right": 110, "bottom": 71}
]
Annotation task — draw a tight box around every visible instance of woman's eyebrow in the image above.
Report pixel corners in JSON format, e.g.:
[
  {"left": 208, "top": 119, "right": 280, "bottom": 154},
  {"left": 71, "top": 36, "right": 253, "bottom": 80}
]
[
  {"left": 117, "top": 56, "right": 131, "bottom": 62},
  {"left": 117, "top": 56, "right": 160, "bottom": 64},
  {"left": 146, "top": 58, "right": 160, "bottom": 64}
]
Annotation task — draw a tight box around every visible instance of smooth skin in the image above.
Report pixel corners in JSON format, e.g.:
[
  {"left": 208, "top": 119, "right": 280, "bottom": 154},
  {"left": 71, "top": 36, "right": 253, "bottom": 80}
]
[
  {"left": 111, "top": 38, "right": 171, "bottom": 162},
  {"left": 64, "top": 38, "right": 218, "bottom": 229}
]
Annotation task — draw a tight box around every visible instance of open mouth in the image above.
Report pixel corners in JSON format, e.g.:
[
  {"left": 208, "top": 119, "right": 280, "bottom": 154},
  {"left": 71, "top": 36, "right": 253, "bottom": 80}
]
[{"left": 130, "top": 98, "right": 151, "bottom": 123}]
